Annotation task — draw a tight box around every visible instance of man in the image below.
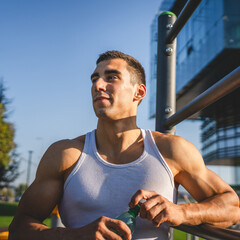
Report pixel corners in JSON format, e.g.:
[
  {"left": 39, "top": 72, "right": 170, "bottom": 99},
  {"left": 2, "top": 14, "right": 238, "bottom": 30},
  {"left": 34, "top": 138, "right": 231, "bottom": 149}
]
[{"left": 9, "top": 51, "right": 240, "bottom": 240}]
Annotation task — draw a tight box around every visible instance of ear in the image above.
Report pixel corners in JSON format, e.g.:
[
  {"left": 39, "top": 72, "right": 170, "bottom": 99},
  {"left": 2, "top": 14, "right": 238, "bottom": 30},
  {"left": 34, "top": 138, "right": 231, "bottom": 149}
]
[{"left": 133, "top": 84, "right": 147, "bottom": 103}]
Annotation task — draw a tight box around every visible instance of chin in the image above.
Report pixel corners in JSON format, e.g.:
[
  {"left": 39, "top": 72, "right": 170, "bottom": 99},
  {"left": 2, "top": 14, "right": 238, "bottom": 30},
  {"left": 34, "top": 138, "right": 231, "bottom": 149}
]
[
  {"left": 94, "top": 108, "right": 109, "bottom": 117},
  {"left": 95, "top": 109, "right": 119, "bottom": 121}
]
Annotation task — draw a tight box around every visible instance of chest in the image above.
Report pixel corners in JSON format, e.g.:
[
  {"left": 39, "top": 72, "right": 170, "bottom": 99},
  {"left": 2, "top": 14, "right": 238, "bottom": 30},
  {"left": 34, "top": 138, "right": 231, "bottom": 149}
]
[
  {"left": 98, "top": 140, "right": 144, "bottom": 165},
  {"left": 64, "top": 155, "right": 176, "bottom": 212}
]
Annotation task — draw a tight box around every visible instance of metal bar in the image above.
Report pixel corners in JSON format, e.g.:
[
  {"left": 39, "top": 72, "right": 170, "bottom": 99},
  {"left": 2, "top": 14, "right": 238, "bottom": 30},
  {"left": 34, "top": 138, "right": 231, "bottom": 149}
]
[
  {"left": 26, "top": 150, "right": 33, "bottom": 187},
  {"left": 155, "top": 12, "right": 177, "bottom": 134},
  {"left": 165, "top": 0, "right": 202, "bottom": 43},
  {"left": 164, "top": 67, "right": 240, "bottom": 129},
  {"left": 174, "top": 224, "right": 240, "bottom": 240}
]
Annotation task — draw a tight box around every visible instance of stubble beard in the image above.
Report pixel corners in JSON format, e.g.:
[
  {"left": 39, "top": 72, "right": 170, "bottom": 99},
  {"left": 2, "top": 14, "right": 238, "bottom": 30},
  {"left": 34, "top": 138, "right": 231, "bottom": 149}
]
[{"left": 94, "top": 105, "right": 112, "bottom": 119}]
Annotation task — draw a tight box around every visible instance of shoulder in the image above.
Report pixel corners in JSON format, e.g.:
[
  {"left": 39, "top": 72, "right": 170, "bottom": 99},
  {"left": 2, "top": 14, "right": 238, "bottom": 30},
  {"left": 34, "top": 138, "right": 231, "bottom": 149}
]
[
  {"left": 36, "top": 135, "right": 86, "bottom": 179},
  {"left": 150, "top": 130, "right": 183, "bottom": 158},
  {"left": 150, "top": 131, "right": 205, "bottom": 174}
]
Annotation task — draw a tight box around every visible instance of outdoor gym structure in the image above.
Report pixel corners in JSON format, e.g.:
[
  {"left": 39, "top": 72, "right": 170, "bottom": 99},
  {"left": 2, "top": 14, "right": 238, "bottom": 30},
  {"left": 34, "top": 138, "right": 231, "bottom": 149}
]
[{"left": 156, "top": 0, "right": 240, "bottom": 239}]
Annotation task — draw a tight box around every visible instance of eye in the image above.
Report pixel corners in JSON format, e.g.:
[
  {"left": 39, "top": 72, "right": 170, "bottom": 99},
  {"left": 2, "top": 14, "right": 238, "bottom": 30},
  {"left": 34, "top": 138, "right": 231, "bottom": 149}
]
[
  {"left": 91, "top": 77, "right": 98, "bottom": 83},
  {"left": 107, "top": 75, "right": 117, "bottom": 81}
]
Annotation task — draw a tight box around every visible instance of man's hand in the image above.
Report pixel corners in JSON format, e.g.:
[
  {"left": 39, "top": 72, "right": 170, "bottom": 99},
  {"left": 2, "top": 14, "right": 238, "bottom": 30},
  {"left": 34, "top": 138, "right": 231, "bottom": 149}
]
[
  {"left": 129, "top": 189, "right": 184, "bottom": 227},
  {"left": 72, "top": 216, "right": 132, "bottom": 240}
]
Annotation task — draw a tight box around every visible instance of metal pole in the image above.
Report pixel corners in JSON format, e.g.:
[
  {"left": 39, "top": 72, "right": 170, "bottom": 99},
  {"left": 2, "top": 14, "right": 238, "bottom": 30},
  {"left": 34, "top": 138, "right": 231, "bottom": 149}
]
[
  {"left": 186, "top": 234, "right": 191, "bottom": 240},
  {"left": 174, "top": 223, "right": 240, "bottom": 239},
  {"left": 26, "top": 150, "right": 33, "bottom": 186},
  {"left": 155, "top": 12, "right": 177, "bottom": 134},
  {"left": 164, "top": 67, "right": 240, "bottom": 129},
  {"left": 165, "top": 0, "right": 202, "bottom": 43},
  {"left": 193, "top": 236, "right": 199, "bottom": 240}
]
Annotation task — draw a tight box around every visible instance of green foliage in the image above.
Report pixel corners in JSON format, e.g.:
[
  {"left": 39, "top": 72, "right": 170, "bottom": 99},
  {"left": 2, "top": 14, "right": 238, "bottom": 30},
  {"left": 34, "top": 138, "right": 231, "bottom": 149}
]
[
  {"left": 0, "top": 81, "right": 15, "bottom": 168},
  {"left": 0, "top": 202, "right": 18, "bottom": 216},
  {"left": 0, "top": 156, "right": 19, "bottom": 187},
  {"left": 15, "top": 183, "right": 28, "bottom": 197},
  {"left": 0, "top": 187, "right": 14, "bottom": 198},
  {"left": 0, "top": 80, "right": 18, "bottom": 186}
]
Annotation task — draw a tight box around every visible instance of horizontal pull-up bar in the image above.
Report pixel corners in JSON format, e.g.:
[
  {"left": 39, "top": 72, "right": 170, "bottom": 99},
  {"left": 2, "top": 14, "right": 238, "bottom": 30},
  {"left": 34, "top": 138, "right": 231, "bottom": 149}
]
[
  {"left": 164, "top": 66, "right": 240, "bottom": 129},
  {"left": 165, "top": 0, "right": 202, "bottom": 43},
  {"left": 174, "top": 223, "right": 240, "bottom": 240}
]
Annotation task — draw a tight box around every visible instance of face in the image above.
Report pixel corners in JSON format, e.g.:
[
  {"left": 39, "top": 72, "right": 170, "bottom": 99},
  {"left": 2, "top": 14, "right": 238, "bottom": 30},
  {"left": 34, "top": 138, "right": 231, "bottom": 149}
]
[{"left": 91, "top": 58, "right": 140, "bottom": 120}]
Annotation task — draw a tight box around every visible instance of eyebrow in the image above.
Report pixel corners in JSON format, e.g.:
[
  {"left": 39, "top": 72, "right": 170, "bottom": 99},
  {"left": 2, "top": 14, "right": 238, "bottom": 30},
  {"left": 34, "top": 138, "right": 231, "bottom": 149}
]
[
  {"left": 105, "top": 69, "right": 121, "bottom": 75},
  {"left": 90, "top": 69, "right": 121, "bottom": 80},
  {"left": 91, "top": 72, "right": 99, "bottom": 80}
]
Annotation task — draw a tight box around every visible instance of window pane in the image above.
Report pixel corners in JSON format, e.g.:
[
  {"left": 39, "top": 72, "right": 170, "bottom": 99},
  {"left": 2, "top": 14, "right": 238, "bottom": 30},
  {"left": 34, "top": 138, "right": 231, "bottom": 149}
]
[
  {"left": 218, "top": 140, "right": 225, "bottom": 148},
  {"left": 226, "top": 127, "right": 235, "bottom": 137},
  {"left": 226, "top": 138, "right": 235, "bottom": 147}
]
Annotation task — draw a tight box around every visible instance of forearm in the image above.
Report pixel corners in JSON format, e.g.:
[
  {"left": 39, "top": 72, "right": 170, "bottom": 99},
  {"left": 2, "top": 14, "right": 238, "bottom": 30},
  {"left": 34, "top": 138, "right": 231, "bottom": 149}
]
[
  {"left": 9, "top": 215, "right": 132, "bottom": 240},
  {"left": 9, "top": 226, "right": 66, "bottom": 240},
  {"left": 180, "top": 191, "right": 240, "bottom": 227},
  {"left": 9, "top": 216, "right": 68, "bottom": 240}
]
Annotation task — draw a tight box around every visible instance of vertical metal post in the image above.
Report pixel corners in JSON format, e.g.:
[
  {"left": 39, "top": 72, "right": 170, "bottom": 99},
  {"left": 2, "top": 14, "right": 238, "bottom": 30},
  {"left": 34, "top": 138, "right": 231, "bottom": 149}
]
[
  {"left": 26, "top": 150, "right": 33, "bottom": 186},
  {"left": 193, "top": 236, "right": 199, "bottom": 240},
  {"left": 169, "top": 227, "right": 174, "bottom": 240},
  {"left": 186, "top": 233, "right": 191, "bottom": 240},
  {"left": 156, "top": 12, "right": 177, "bottom": 134}
]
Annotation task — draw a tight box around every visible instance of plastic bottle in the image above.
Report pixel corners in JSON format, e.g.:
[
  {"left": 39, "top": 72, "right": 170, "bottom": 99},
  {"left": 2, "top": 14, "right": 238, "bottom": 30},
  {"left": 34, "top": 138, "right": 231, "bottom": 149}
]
[{"left": 111, "top": 204, "right": 140, "bottom": 239}]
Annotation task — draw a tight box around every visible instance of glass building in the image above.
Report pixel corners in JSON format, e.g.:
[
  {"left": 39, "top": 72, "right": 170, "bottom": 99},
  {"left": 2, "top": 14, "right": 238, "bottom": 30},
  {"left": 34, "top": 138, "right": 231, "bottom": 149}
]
[{"left": 150, "top": 0, "right": 240, "bottom": 166}]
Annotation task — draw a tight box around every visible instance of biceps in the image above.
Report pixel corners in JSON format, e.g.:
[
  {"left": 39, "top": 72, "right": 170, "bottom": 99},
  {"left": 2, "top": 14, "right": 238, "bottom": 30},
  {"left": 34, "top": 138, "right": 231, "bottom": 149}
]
[
  {"left": 177, "top": 168, "right": 233, "bottom": 202},
  {"left": 16, "top": 179, "right": 63, "bottom": 222}
]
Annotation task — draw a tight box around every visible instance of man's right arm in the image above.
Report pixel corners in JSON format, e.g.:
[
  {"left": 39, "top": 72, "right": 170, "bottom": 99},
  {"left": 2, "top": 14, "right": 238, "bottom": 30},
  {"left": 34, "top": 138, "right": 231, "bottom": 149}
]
[
  {"left": 8, "top": 140, "right": 72, "bottom": 239},
  {"left": 8, "top": 139, "right": 131, "bottom": 240}
]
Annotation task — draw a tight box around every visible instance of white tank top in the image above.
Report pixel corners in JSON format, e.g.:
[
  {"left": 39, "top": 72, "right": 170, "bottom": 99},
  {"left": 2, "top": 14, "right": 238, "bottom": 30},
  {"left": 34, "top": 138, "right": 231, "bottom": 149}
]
[{"left": 59, "top": 129, "right": 177, "bottom": 240}]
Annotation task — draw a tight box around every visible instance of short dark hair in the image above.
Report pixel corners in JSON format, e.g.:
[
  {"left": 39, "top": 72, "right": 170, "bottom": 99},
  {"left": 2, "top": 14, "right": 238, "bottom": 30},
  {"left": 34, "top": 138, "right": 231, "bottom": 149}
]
[{"left": 96, "top": 50, "right": 146, "bottom": 86}]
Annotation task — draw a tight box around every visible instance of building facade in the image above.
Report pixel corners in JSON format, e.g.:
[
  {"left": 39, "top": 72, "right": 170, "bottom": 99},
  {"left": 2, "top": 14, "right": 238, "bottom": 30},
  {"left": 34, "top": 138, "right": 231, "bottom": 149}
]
[{"left": 150, "top": 0, "right": 240, "bottom": 168}]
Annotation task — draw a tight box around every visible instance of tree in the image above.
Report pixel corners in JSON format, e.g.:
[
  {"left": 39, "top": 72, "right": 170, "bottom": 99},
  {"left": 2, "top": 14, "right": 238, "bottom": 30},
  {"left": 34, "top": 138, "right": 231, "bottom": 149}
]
[
  {"left": 15, "top": 183, "right": 28, "bottom": 197},
  {"left": 0, "top": 79, "right": 19, "bottom": 187}
]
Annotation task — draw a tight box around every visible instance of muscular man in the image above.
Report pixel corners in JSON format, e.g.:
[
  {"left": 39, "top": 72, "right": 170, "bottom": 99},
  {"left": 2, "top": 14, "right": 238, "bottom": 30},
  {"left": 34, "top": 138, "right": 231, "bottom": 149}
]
[{"left": 9, "top": 51, "right": 240, "bottom": 240}]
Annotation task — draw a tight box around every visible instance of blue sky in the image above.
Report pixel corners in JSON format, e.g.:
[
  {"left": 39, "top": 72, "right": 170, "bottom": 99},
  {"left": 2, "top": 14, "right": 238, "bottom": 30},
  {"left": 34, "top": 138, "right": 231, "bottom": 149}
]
[{"left": 0, "top": 0, "right": 214, "bottom": 186}]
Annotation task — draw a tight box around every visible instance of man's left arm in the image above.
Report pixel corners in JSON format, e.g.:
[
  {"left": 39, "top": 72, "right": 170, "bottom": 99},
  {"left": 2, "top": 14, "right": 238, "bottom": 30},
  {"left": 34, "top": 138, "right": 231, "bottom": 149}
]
[{"left": 129, "top": 135, "right": 240, "bottom": 228}]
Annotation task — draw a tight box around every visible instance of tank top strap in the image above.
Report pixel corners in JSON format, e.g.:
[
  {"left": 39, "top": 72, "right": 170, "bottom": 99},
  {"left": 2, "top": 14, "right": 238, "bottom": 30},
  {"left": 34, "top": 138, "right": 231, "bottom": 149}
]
[
  {"left": 83, "top": 129, "right": 95, "bottom": 154},
  {"left": 141, "top": 129, "right": 153, "bottom": 153},
  {"left": 63, "top": 130, "right": 94, "bottom": 190},
  {"left": 143, "top": 129, "right": 157, "bottom": 153},
  {"left": 144, "top": 129, "right": 175, "bottom": 188}
]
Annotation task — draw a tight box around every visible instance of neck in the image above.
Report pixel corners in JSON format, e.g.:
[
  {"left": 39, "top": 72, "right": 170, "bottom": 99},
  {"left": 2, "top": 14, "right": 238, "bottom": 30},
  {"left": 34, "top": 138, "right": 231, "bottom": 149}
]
[
  {"left": 97, "top": 115, "right": 138, "bottom": 132},
  {"left": 95, "top": 116, "right": 143, "bottom": 164}
]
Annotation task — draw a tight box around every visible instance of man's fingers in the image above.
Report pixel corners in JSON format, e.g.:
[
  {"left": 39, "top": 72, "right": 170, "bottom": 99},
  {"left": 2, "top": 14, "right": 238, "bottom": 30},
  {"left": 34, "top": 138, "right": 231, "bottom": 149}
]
[
  {"left": 139, "top": 195, "right": 164, "bottom": 218},
  {"left": 129, "top": 190, "right": 182, "bottom": 227},
  {"left": 152, "top": 210, "right": 167, "bottom": 227},
  {"left": 105, "top": 219, "right": 132, "bottom": 240},
  {"left": 95, "top": 231, "right": 106, "bottom": 240},
  {"left": 129, "top": 189, "right": 158, "bottom": 208},
  {"left": 142, "top": 201, "right": 164, "bottom": 221},
  {"left": 102, "top": 229, "right": 122, "bottom": 240},
  {"left": 129, "top": 190, "right": 175, "bottom": 227}
]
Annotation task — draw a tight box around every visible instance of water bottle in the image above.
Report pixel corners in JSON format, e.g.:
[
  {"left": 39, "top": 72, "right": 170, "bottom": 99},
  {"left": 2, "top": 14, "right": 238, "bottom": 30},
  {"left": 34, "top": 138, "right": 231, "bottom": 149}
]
[{"left": 111, "top": 204, "right": 140, "bottom": 239}]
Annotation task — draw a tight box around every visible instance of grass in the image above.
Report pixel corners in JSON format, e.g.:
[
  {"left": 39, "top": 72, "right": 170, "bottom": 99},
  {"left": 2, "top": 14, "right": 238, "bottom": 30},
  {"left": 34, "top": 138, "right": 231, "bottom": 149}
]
[
  {"left": 0, "top": 202, "right": 205, "bottom": 239},
  {"left": 0, "top": 216, "right": 14, "bottom": 228},
  {"left": 174, "top": 229, "right": 187, "bottom": 240},
  {"left": 0, "top": 202, "right": 51, "bottom": 228},
  {"left": 0, "top": 202, "right": 18, "bottom": 216},
  {"left": 174, "top": 229, "right": 205, "bottom": 240},
  {"left": 0, "top": 202, "right": 18, "bottom": 227}
]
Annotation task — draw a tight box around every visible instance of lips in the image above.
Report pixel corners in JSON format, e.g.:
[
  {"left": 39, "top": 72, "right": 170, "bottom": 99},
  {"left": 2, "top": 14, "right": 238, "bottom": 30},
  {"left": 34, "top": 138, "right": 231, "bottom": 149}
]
[{"left": 94, "top": 95, "right": 110, "bottom": 102}]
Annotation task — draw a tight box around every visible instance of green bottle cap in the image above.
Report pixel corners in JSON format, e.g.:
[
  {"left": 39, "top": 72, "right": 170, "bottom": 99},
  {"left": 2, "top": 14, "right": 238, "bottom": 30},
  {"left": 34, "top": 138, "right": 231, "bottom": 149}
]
[
  {"left": 129, "top": 204, "right": 140, "bottom": 217},
  {"left": 160, "top": 11, "right": 176, "bottom": 17}
]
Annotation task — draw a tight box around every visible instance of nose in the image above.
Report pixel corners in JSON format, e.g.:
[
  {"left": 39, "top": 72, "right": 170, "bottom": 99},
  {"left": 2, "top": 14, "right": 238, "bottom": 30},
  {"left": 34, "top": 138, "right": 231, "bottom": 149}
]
[{"left": 94, "top": 77, "right": 106, "bottom": 92}]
